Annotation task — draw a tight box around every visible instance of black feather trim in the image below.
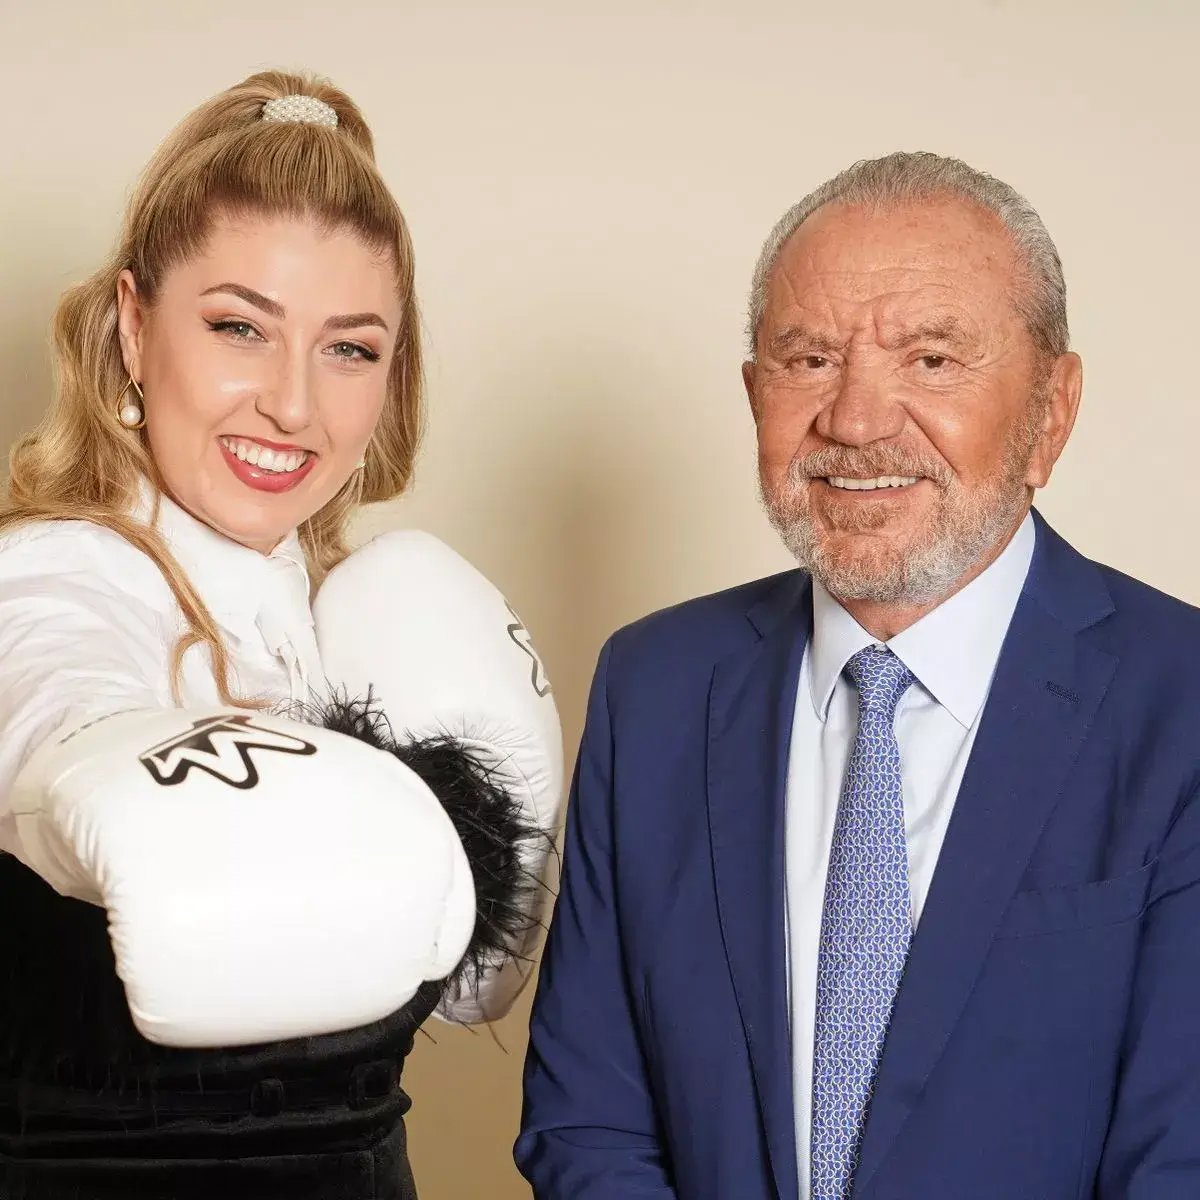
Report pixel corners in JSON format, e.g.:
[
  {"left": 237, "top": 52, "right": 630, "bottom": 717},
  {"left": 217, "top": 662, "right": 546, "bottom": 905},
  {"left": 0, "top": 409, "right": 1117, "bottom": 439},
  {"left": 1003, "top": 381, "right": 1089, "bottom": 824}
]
[{"left": 299, "top": 692, "right": 554, "bottom": 1008}]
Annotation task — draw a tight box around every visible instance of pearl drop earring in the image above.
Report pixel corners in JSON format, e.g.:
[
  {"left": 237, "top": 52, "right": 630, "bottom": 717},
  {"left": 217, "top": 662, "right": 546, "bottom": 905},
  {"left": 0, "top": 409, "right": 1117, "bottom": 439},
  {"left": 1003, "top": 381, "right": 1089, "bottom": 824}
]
[{"left": 115, "top": 376, "right": 146, "bottom": 430}]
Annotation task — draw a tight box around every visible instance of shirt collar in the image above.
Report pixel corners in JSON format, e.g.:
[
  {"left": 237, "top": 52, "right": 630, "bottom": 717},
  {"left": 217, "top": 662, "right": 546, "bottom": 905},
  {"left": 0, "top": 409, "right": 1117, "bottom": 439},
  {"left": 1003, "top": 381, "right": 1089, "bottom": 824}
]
[
  {"left": 807, "top": 512, "right": 1036, "bottom": 729},
  {"left": 130, "top": 477, "right": 311, "bottom": 628}
]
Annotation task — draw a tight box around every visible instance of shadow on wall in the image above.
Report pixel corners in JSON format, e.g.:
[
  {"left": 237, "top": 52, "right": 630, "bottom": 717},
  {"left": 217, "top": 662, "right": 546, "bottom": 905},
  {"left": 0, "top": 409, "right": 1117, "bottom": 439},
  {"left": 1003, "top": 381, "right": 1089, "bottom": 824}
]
[
  {"left": 391, "top": 349, "right": 682, "bottom": 1200},
  {"left": 363, "top": 337, "right": 688, "bottom": 754},
  {"left": 0, "top": 298, "right": 59, "bottom": 474},
  {"left": 0, "top": 223, "right": 113, "bottom": 478},
  {"left": 390, "top": 319, "right": 775, "bottom": 1198}
]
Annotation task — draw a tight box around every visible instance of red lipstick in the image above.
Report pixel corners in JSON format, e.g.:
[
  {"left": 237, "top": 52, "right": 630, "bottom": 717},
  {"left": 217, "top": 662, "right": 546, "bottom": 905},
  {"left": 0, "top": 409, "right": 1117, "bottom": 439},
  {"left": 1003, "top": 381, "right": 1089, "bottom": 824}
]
[{"left": 219, "top": 440, "right": 316, "bottom": 494}]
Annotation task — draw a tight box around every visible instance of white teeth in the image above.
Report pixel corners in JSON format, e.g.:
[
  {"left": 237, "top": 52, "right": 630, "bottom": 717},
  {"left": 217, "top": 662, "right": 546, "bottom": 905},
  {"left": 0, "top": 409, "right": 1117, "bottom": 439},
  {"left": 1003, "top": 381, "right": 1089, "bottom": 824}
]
[
  {"left": 826, "top": 475, "right": 920, "bottom": 491},
  {"left": 221, "top": 437, "right": 310, "bottom": 474}
]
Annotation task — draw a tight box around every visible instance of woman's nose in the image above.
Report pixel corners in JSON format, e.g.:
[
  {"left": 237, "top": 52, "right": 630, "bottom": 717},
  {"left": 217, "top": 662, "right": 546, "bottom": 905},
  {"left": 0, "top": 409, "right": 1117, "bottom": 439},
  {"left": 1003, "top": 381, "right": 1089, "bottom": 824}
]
[{"left": 255, "top": 357, "right": 314, "bottom": 435}]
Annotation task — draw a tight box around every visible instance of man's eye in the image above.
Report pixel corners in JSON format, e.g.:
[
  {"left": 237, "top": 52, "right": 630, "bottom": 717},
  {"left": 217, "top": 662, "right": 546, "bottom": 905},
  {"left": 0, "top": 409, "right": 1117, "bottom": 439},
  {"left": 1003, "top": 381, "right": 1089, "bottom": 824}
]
[
  {"left": 802, "top": 355, "right": 830, "bottom": 370},
  {"left": 917, "top": 354, "right": 949, "bottom": 370}
]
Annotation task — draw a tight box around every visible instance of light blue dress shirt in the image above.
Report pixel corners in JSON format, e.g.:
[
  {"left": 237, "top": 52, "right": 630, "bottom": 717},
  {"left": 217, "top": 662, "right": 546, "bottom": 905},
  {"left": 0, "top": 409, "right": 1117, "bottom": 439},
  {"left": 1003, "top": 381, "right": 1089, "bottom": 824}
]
[{"left": 786, "top": 513, "right": 1036, "bottom": 1198}]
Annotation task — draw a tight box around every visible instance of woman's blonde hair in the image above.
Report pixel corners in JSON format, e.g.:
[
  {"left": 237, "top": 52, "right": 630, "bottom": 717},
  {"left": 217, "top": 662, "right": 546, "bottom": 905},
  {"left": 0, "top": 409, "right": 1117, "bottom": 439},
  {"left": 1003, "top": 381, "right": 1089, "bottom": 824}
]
[{"left": 1, "top": 70, "right": 423, "bottom": 704}]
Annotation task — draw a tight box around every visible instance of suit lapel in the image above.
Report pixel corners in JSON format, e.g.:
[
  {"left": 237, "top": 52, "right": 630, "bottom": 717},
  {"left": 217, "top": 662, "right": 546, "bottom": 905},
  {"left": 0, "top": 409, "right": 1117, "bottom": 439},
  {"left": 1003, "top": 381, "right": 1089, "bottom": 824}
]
[
  {"left": 853, "top": 516, "right": 1119, "bottom": 1196},
  {"left": 707, "top": 574, "right": 811, "bottom": 1200}
]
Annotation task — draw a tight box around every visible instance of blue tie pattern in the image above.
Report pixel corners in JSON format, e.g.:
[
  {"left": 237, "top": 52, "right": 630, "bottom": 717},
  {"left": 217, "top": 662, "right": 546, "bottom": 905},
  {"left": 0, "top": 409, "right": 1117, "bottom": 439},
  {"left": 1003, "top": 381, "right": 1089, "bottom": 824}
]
[{"left": 811, "top": 646, "right": 916, "bottom": 1199}]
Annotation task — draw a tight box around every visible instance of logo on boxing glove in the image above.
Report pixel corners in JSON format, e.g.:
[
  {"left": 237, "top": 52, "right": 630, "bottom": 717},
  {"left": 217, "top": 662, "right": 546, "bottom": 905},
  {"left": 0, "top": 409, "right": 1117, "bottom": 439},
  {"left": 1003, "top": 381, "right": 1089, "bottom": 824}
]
[
  {"left": 139, "top": 714, "right": 317, "bottom": 789},
  {"left": 505, "top": 603, "right": 552, "bottom": 698}
]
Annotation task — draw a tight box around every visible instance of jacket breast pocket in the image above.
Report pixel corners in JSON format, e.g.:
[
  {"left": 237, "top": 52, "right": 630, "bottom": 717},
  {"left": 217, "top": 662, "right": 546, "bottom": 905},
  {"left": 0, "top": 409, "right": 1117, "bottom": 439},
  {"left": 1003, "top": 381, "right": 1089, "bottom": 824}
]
[{"left": 994, "top": 860, "right": 1155, "bottom": 939}]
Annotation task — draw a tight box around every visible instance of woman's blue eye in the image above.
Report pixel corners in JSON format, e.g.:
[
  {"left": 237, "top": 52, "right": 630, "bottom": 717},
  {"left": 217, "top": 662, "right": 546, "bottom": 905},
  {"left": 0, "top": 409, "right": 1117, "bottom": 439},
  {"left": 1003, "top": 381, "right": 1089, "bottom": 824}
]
[
  {"left": 209, "top": 319, "right": 260, "bottom": 340},
  {"left": 330, "top": 341, "right": 381, "bottom": 363},
  {"left": 207, "top": 322, "right": 380, "bottom": 363}
]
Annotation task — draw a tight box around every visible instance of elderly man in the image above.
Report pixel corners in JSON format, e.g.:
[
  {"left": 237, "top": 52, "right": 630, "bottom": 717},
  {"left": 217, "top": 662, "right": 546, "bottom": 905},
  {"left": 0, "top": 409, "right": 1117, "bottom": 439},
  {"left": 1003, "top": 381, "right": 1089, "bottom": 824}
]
[{"left": 516, "top": 153, "right": 1200, "bottom": 1200}]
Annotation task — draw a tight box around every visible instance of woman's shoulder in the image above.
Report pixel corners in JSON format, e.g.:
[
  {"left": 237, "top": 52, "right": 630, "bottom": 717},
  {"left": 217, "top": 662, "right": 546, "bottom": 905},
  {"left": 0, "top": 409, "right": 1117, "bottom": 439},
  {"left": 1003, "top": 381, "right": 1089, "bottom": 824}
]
[
  {"left": 0, "top": 516, "right": 151, "bottom": 563},
  {"left": 0, "top": 518, "right": 173, "bottom": 608}
]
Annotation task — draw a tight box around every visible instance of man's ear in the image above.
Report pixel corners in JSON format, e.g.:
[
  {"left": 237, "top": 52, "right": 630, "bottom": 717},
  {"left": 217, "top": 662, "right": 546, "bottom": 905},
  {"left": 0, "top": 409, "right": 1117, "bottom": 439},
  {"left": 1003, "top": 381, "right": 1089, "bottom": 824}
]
[
  {"left": 1026, "top": 351, "right": 1082, "bottom": 489},
  {"left": 115, "top": 268, "right": 147, "bottom": 383},
  {"left": 742, "top": 359, "right": 760, "bottom": 422}
]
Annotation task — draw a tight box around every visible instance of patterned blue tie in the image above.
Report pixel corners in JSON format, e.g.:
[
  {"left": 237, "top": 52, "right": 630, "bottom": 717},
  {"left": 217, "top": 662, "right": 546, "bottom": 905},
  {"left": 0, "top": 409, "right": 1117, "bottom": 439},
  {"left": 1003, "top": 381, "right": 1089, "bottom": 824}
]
[{"left": 811, "top": 645, "right": 916, "bottom": 1199}]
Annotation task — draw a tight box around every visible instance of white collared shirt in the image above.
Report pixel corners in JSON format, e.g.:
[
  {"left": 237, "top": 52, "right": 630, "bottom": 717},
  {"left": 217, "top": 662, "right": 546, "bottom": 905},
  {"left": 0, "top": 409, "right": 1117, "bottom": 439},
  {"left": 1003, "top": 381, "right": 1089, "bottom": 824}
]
[
  {"left": 786, "top": 514, "right": 1036, "bottom": 1198},
  {"left": 0, "top": 483, "right": 323, "bottom": 857}
]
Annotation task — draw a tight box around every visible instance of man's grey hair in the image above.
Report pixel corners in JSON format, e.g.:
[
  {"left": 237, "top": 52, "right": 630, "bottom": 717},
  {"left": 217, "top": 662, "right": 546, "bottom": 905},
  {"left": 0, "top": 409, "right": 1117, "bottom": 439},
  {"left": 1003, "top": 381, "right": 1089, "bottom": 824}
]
[{"left": 746, "top": 151, "right": 1069, "bottom": 361}]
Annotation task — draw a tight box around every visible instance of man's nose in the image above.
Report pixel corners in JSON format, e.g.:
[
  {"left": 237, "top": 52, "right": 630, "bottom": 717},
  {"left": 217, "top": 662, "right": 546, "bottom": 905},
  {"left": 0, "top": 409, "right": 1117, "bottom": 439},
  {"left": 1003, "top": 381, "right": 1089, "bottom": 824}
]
[{"left": 814, "top": 360, "right": 905, "bottom": 447}]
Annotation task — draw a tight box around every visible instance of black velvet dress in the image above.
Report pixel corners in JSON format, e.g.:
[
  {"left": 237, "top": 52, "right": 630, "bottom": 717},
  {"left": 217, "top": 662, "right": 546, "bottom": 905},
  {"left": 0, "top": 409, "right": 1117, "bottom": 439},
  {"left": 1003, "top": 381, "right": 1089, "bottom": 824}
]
[
  {"left": 0, "top": 710, "right": 538, "bottom": 1200},
  {"left": 0, "top": 852, "right": 439, "bottom": 1200}
]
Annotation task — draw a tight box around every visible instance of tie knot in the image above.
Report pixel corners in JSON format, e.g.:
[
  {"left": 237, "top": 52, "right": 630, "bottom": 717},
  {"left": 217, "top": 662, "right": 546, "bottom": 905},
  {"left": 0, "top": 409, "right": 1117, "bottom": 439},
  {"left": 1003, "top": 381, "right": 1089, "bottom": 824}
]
[{"left": 844, "top": 645, "right": 915, "bottom": 715}]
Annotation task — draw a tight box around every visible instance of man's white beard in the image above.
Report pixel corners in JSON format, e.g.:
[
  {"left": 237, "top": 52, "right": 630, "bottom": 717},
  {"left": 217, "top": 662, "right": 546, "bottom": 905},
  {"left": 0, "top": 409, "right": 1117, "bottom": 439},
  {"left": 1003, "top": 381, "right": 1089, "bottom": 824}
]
[{"left": 761, "top": 434, "right": 1037, "bottom": 607}]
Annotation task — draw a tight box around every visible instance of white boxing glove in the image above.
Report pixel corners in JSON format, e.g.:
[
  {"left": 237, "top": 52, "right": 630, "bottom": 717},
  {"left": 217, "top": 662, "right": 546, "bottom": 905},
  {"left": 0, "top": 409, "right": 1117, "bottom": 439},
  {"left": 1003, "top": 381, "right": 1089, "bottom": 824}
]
[
  {"left": 314, "top": 530, "right": 564, "bottom": 1023},
  {"left": 9, "top": 706, "right": 475, "bottom": 1047}
]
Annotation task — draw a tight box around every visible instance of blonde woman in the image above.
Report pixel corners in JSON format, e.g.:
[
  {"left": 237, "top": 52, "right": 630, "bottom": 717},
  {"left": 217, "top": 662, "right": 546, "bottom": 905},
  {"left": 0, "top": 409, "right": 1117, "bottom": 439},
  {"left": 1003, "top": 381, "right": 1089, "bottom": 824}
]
[{"left": 0, "top": 72, "right": 561, "bottom": 1200}]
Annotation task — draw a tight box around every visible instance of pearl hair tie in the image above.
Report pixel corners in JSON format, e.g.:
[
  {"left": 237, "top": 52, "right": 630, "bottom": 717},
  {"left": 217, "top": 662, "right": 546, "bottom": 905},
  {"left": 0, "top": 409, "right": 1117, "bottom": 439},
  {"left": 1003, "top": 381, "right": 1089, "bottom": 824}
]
[{"left": 261, "top": 95, "right": 339, "bottom": 128}]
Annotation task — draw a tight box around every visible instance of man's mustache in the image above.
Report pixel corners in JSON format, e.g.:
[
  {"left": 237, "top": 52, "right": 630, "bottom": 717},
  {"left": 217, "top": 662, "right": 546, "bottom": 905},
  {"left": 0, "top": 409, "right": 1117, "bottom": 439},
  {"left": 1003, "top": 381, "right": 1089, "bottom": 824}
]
[{"left": 790, "top": 445, "right": 953, "bottom": 488}]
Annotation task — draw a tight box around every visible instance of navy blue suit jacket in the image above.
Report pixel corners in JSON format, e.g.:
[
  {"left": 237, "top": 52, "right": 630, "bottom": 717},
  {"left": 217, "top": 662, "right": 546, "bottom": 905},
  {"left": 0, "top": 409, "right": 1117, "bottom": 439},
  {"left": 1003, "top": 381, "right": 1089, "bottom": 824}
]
[{"left": 516, "top": 513, "right": 1200, "bottom": 1199}]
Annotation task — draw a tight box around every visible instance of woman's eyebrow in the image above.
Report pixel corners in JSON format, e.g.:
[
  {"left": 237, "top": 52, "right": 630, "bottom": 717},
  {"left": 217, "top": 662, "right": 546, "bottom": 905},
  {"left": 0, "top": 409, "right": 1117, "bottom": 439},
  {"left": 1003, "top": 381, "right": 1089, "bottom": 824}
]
[
  {"left": 199, "top": 282, "right": 284, "bottom": 319},
  {"left": 199, "top": 284, "right": 388, "bottom": 333}
]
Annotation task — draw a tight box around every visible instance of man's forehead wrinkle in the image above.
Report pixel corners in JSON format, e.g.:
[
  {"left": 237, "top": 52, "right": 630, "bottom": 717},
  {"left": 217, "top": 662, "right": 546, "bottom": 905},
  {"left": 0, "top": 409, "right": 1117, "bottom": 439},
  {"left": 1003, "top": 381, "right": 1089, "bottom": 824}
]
[
  {"left": 764, "top": 268, "right": 838, "bottom": 339},
  {"left": 775, "top": 253, "right": 977, "bottom": 306},
  {"left": 775, "top": 218, "right": 1020, "bottom": 304},
  {"left": 876, "top": 306, "right": 974, "bottom": 342},
  {"left": 770, "top": 282, "right": 970, "bottom": 335},
  {"left": 776, "top": 262, "right": 820, "bottom": 314},
  {"left": 777, "top": 262, "right": 1009, "bottom": 327},
  {"left": 767, "top": 323, "right": 845, "bottom": 357},
  {"left": 763, "top": 215, "right": 1024, "bottom": 359}
]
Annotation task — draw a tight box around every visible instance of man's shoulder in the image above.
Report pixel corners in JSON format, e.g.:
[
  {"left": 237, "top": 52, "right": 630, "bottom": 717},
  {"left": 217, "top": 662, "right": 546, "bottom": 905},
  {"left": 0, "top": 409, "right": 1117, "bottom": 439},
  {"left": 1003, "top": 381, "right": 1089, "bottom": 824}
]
[
  {"left": 603, "top": 568, "right": 805, "bottom": 688},
  {"left": 1100, "top": 562, "right": 1200, "bottom": 621},
  {"left": 1032, "top": 517, "right": 1200, "bottom": 658},
  {"left": 1053, "top": 545, "right": 1200, "bottom": 723},
  {"left": 1092, "top": 558, "right": 1200, "bottom": 658}
]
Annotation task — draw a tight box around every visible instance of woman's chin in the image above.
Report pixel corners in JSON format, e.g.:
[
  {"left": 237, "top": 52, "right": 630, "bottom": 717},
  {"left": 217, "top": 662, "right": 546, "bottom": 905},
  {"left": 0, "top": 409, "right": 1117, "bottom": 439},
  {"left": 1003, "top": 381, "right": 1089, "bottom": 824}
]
[
  {"left": 217, "top": 520, "right": 294, "bottom": 554},
  {"left": 186, "top": 493, "right": 302, "bottom": 554},
  {"left": 168, "top": 462, "right": 345, "bottom": 551}
]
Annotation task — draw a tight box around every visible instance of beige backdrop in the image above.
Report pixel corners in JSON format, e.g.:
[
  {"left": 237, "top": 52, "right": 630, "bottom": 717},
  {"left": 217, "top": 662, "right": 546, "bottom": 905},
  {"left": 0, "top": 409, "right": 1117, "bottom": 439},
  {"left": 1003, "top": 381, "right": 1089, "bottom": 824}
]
[{"left": 2, "top": 1, "right": 1197, "bottom": 1194}]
